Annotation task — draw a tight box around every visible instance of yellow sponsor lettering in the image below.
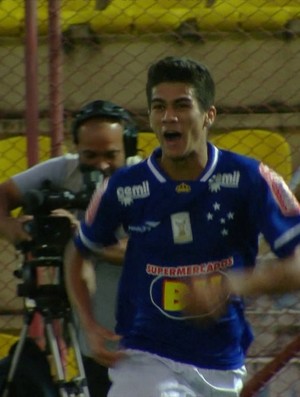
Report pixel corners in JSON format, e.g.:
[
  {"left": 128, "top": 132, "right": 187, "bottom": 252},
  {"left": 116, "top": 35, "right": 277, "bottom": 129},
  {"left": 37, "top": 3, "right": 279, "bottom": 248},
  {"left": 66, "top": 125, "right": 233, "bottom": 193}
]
[
  {"left": 163, "top": 281, "right": 188, "bottom": 311},
  {"left": 210, "top": 274, "right": 222, "bottom": 285},
  {"left": 163, "top": 274, "right": 223, "bottom": 311}
]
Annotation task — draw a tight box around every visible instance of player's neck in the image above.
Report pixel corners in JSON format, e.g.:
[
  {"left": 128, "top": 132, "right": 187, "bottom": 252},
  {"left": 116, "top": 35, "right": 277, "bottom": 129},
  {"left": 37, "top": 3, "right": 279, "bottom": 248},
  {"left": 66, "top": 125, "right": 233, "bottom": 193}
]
[{"left": 160, "top": 153, "right": 207, "bottom": 181}]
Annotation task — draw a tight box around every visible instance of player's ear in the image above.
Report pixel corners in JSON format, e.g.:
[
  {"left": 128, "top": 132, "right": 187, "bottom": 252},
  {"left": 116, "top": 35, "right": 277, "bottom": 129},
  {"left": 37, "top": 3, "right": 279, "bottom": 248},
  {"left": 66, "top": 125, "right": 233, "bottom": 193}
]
[
  {"left": 204, "top": 106, "right": 217, "bottom": 128},
  {"left": 204, "top": 118, "right": 212, "bottom": 127}
]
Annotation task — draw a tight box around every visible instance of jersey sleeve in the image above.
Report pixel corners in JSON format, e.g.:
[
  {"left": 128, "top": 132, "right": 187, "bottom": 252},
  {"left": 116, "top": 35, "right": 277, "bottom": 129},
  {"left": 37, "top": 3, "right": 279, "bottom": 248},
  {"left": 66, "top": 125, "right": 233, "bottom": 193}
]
[
  {"left": 74, "top": 175, "right": 123, "bottom": 255},
  {"left": 255, "top": 163, "right": 300, "bottom": 257}
]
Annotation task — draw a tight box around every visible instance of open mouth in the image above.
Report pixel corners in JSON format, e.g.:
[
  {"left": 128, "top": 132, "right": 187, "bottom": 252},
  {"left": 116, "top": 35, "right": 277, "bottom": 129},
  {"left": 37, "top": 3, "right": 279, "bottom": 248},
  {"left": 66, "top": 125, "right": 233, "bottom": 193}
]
[{"left": 163, "top": 131, "right": 182, "bottom": 141}]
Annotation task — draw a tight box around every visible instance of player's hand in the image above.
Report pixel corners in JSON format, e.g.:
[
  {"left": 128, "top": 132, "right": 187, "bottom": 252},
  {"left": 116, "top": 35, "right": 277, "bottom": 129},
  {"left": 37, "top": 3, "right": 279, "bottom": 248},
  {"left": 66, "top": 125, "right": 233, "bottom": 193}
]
[
  {"left": 0, "top": 215, "right": 33, "bottom": 244},
  {"left": 85, "top": 322, "right": 125, "bottom": 367},
  {"left": 183, "top": 276, "right": 230, "bottom": 323}
]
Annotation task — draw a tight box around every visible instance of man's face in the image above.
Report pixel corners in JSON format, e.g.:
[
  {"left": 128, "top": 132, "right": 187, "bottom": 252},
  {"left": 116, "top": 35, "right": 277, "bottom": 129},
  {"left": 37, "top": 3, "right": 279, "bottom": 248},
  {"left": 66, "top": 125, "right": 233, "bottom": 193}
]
[
  {"left": 76, "top": 118, "right": 126, "bottom": 177},
  {"left": 149, "top": 82, "right": 214, "bottom": 162}
]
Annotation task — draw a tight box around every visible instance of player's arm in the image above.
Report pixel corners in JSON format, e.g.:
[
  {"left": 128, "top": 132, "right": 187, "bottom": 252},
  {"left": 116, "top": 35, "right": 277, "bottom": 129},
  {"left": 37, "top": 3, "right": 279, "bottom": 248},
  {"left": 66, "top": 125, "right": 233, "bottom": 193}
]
[
  {"left": 64, "top": 239, "right": 124, "bottom": 367},
  {"left": 0, "top": 179, "right": 32, "bottom": 243},
  {"left": 64, "top": 240, "right": 99, "bottom": 330},
  {"left": 184, "top": 246, "right": 300, "bottom": 319},
  {"left": 244, "top": 166, "right": 300, "bottom": 296},
  {"left": 229, "top": 246, "right": 300, "bottom": 297},
  {"left": 64, "top": 177, "right": 126, "bottom": 365}
]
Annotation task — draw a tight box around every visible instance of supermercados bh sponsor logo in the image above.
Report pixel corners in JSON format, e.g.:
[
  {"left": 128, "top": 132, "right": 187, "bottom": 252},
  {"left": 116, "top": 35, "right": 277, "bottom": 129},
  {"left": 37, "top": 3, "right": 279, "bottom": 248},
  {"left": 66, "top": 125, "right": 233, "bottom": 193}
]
[
  {"left": 117, "top": 180, "right": 150, "bottom": 206},
  {"left": 208, "top": 171, "right": 240, "bottom": 192}
]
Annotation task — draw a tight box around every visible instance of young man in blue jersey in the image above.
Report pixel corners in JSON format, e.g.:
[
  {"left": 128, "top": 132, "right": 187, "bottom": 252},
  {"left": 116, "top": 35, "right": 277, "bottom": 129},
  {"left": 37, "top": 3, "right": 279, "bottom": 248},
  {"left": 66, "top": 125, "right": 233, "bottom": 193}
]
[{"left": 64, "top": 56, "right": 300, "bottom": 397}]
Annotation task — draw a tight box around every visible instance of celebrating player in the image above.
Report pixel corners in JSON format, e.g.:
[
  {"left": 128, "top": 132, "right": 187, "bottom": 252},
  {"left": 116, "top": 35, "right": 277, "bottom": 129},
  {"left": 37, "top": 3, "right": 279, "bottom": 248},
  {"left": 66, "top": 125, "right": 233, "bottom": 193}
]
[{"left": 64, "top": 56, "right": 300, "bottom": 397}]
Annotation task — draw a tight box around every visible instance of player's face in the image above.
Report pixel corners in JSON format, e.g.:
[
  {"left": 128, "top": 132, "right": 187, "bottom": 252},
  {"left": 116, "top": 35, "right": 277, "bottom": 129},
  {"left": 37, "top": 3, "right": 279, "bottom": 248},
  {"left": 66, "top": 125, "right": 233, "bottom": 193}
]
[
  {"left": 149, "top": 82, "right": 209, "bottom": 161},
  {"left": 76, "top": 119, "right": 126, "bottom": 176}
]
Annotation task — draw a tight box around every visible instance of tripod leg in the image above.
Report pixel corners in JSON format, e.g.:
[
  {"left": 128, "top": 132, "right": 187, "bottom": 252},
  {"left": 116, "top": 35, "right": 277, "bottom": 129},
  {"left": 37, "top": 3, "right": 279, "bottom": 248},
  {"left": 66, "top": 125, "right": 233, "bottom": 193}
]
[
  {"left": 1, "top": 323, "right": 29, "bottom": 397},
  {"left": 45, "top": 320, "right": 69, "bottom": 397},
  {"left": 67, "top": 320, "right": 90, "bottom": 397},
  {"left": 45, "top": 317, "right": 91, "bottom": 397}
]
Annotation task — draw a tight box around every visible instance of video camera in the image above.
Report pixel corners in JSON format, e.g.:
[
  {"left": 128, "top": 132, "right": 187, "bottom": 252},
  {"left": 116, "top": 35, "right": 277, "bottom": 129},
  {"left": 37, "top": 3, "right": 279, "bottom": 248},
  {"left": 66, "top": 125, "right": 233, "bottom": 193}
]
[
  {"left": 20, "top": 167, "right": 102, "bottom": 253},
  {"left": 15, "top": 168, "right": 102, "bottom": 305},
  {"left": 23, "top": 167, "right": 102, "bottom": 214}
]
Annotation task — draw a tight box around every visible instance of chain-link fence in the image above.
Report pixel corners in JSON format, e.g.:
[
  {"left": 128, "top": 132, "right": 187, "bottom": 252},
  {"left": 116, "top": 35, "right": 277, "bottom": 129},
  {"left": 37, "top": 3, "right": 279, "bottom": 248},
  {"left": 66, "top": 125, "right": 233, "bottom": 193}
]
[{"left": 0, "top": 1, "right": 300, "bottom": 395}]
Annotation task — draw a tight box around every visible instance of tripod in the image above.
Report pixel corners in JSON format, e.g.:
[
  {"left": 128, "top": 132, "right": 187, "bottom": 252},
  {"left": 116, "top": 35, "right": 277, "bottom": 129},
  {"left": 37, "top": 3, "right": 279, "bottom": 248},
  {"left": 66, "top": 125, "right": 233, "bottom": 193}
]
[{"left": 1, "top": 292, "right": 90, "bottom": 397}]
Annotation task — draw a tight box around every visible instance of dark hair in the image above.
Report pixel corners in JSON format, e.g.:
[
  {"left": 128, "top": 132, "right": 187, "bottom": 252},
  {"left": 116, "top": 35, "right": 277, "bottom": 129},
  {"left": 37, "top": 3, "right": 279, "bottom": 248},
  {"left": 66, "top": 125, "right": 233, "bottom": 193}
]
[
  {"left": 71, "top": 100, "right": 137, "bottom": 157},
  {"left": 146, "top": 56, "right": 215, "bottom": 111}
]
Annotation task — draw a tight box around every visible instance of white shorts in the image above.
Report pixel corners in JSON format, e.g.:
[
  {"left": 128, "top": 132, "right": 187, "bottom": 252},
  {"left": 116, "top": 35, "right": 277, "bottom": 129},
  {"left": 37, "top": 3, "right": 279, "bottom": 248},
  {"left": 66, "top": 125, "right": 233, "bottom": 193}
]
[{"left": 108, "top": 349, "right": 247, "bottom": 397}]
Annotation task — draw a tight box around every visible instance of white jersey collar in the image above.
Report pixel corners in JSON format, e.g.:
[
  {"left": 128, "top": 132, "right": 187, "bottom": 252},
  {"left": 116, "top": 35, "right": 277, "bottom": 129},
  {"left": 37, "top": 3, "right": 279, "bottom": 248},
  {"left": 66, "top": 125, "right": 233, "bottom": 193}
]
[{"left": 147, "top": 143, "right": 219, "bottom": 183}]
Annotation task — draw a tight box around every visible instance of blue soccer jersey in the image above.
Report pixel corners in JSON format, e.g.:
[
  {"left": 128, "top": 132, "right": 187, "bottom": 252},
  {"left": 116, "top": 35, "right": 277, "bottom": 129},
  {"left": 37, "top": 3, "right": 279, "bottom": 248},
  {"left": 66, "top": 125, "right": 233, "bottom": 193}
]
[{"left": 75, "top": 143, "right": 300, "bottom": 370}]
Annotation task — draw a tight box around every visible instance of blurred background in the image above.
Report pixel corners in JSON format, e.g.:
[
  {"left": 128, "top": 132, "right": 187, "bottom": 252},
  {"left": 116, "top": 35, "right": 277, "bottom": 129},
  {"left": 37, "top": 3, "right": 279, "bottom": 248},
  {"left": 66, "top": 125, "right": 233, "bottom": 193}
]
[{"left": 0, "top": 1, "right": 300, "bottom": 395}]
